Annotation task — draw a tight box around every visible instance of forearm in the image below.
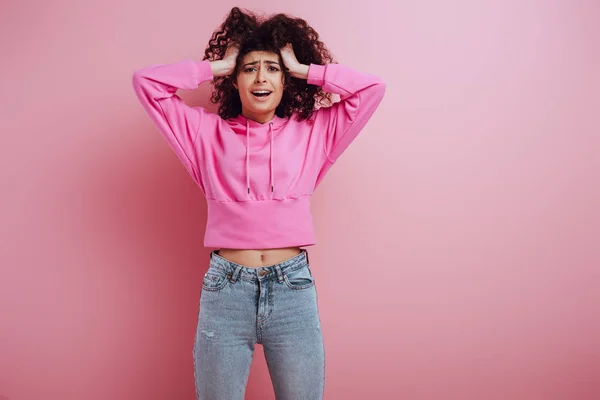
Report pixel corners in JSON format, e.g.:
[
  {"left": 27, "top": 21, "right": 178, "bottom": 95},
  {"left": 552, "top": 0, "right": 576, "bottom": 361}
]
[
  {"left": 306, "top": 63, "right": 386, "bottom": 100},
  {"left": 132, "top": 59, "right": 214, "bottom": 98},
  {"left": 210, "top": 60, "right": 235, "bottom": 77},
  {"left": 289, "top": 64, "right": 310, "bottom": 80}
]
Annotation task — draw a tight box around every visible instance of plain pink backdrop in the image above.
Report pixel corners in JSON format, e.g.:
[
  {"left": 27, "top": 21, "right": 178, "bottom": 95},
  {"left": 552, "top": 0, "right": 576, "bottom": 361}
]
[{"left": 1, "top": 0, "right": 599, "bottom": 399}]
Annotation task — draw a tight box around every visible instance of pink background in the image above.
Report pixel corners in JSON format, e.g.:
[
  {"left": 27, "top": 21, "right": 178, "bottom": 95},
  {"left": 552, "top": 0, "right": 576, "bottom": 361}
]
[{"left": 1, "top": 0, "right": 599, "bottom": 399}]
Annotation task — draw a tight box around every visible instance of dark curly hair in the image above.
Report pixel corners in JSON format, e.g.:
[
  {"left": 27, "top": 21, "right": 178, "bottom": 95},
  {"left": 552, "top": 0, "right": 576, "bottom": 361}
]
[{"left": 202, "top": 7, "right": 335, "bottom": 121}]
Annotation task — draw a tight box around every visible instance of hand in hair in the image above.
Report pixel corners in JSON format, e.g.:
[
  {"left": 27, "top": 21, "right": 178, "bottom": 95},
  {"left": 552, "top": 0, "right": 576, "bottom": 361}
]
[
  {"left": 210, "top": 43, "right": 240, "bottom": 77},
  {"left": 204, "top": 7, "right": 334, "bottom": 120},
  {"left": 280, "top": 44, "right": 309, "bottom": 80}
]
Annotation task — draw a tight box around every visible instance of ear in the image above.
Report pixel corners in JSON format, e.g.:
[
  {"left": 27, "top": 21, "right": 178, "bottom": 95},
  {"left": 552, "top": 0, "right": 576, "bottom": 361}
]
[{"left": 232, "top": 79, "right": 238, "bottom": 90}]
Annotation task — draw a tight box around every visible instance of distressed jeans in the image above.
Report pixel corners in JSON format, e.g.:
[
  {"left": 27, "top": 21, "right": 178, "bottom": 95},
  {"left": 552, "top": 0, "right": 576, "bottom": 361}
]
[{"left": 193, "top": 249, "right": 325, "bottom": 400}]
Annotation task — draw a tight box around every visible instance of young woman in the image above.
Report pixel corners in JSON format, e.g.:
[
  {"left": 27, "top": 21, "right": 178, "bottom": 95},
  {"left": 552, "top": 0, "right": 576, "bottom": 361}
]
[{"left": 132, "top": 7, "right": 386, "bottom": 400}]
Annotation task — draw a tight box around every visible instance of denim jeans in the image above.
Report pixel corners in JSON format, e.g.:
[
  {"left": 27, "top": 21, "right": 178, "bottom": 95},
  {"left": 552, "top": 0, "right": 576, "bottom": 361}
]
[{"left": 193, "top": 249, "right": 325, "bottom": 400}]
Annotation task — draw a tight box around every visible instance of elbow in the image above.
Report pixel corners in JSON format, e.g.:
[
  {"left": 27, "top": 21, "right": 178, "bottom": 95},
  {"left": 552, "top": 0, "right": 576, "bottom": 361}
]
[
  {"left": 131, "top": 69, "right": 145, "bottom": 89},
  {"left": 363, "top": 79, "right": 386, "bottom": 107},
  {"left": 373, "top": 79, "right": 387, "bottom": 101},
  {"left": 131, "top": 69, "right": 152, "bottom": 98},
  {"left": 131, "top": 70, "right": 141, "bottom": 93}
]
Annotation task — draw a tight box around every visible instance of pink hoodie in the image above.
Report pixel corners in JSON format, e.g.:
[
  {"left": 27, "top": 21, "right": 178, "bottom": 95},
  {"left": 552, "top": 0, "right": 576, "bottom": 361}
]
[{"left": 132, "top": 59, "right": 386, "bottom": 249}]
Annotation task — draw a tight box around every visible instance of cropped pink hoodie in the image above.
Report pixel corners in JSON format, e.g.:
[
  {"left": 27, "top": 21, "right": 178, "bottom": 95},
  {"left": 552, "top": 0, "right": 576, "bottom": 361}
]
[{"left": 132, "top": 59, "right": 386, "bottom": 249}]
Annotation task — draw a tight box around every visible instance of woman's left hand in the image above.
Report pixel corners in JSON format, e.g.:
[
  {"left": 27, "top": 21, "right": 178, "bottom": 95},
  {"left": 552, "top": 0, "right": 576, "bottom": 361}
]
[{"left": 280, "top": 44, "right": 309, "bottom": 79}]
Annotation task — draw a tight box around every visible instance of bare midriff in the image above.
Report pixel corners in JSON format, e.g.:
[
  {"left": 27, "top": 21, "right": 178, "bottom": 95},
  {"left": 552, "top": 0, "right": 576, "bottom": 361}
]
[{"left": 216, "top": 247, "right": 303, "bottom": 268}]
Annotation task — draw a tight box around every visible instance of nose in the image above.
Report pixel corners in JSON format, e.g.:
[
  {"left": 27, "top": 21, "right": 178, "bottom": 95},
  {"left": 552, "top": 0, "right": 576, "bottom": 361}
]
[{"left": 255, "top": 67, "right": 266, "bottom": 83}]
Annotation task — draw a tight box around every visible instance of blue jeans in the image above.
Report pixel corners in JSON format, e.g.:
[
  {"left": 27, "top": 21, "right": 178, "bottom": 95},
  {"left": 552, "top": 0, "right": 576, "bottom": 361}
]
[{"left": 193, "top": 249, "right": 325, "bottom": 400}]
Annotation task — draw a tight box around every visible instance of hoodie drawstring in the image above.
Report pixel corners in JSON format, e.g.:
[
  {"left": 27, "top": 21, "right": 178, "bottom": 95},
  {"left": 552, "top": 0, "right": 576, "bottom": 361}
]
[
  {"left": 246, "top": 120, "right": 250, "bottom": 195},
  {"left": 269, "top": 122, "right": 274, "bottom": 193},
  {"left": 245, "top": 120, "right": 275, "bottom": 197}
]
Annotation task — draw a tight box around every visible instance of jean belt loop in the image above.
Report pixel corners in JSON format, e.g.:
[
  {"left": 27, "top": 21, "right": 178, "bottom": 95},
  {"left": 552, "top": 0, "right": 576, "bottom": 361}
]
[
  {"left": 229, "top": 265, "right": 242, "bottom": 283},
  {"left": 304, "top": 249, "right": 309, "bottom": 265},
  {"left": 274, "top": 264, "right": 284, "bottom": 284}
]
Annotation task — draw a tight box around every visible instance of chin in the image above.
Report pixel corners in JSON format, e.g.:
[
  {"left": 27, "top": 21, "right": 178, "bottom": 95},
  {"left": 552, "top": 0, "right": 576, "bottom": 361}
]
[{"left": 250, "top": 105, "right": 277, "bottom": 114}]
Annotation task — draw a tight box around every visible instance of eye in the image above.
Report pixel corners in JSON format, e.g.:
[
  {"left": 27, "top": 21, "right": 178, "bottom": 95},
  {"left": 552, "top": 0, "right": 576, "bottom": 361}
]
[
  {"left": 268, "top": 66, "right": 280, "bottom": 72},
  {"left": 244, "top": 67, "right": 257, "bottom": 73}
]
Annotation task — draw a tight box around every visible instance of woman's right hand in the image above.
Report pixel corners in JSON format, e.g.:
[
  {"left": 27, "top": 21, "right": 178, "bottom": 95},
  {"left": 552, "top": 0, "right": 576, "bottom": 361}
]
[{"left": 210, "top": 43, "right": 239, "bottom": 77}]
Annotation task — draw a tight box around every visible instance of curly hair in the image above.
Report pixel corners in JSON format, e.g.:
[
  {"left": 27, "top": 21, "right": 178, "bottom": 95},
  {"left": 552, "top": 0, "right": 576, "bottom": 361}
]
[{"left": 202, "top": 7, "right": 335, "bottom": 121}]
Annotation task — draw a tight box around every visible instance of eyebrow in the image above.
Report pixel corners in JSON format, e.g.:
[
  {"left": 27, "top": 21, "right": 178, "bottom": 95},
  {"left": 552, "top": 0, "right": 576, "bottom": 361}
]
[{"left": 242, "top": 60, "right": 281, "bottom": 67}]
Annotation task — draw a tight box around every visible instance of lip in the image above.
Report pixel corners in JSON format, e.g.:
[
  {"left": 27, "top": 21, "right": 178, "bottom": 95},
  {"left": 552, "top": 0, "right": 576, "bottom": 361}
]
[{"left": 250, "top": 90, "right": 273, "bottom": 101}]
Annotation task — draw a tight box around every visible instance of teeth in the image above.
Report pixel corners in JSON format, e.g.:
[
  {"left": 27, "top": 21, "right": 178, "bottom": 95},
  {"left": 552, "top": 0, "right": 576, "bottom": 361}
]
[{"left": 253, "top": 91, "right": 271, "bottom": 94}]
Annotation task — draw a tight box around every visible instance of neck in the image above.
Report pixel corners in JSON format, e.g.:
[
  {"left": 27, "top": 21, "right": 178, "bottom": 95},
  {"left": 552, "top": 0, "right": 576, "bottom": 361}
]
[{"left": 241, "top": 108, "right": 276, "bottom": 124}]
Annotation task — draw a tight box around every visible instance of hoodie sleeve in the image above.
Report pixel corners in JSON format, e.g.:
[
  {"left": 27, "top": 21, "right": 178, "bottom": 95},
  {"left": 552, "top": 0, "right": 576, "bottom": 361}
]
[
  {"left": 307, "top": 63, "right": 386, "bottom": 164},
  {"left": 131, "top": 59, "right": 217, "bottom": 184}
]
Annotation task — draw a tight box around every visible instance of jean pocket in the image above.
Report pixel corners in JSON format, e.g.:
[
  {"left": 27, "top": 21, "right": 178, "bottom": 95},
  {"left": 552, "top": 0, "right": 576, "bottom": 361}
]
[
  {"left": 202, "top": 269, "right": 231, "bottom": 292},
  {"left": 283, "top": 265, "right": 315, "bottom": 290}
]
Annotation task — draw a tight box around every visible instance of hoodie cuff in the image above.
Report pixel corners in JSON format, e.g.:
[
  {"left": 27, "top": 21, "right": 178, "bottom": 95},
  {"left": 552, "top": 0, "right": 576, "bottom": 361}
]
[
  {"left": 193, "top": 60, "right": 214, "bottom": 85},
  {"left": 307, "top": 64, "right": 326, "bottom": 86}
]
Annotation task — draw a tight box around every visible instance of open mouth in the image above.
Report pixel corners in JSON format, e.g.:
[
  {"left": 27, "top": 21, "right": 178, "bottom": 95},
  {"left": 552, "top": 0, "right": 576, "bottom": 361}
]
[{"left": 251, "top": 90, "right": 272, "bottom": 98}]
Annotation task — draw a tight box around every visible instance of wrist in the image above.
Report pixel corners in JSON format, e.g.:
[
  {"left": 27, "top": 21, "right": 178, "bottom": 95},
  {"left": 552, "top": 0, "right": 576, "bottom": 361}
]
[
  {"left": 289, "top": 64, "right": 309, "bottom": 79},
  {"left": 210, "top": 60, "right": 235, "bottom": 77}
]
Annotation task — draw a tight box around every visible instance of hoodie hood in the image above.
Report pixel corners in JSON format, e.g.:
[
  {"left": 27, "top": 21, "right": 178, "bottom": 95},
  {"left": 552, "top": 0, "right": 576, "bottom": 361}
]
[{"left": 227, "top": 114, "right": 288, "bottom": 198}]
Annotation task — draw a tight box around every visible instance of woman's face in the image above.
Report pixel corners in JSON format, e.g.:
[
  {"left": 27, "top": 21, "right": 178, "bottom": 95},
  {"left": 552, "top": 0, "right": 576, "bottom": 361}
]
[{"left": 234, "top": 50, "right": 285, "bottom": 124}]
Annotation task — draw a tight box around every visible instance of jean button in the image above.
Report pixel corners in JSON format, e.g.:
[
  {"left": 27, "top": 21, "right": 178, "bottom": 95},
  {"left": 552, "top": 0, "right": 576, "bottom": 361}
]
[{"left": 258, "top": 270, "right": 268, "bottom": 276}]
